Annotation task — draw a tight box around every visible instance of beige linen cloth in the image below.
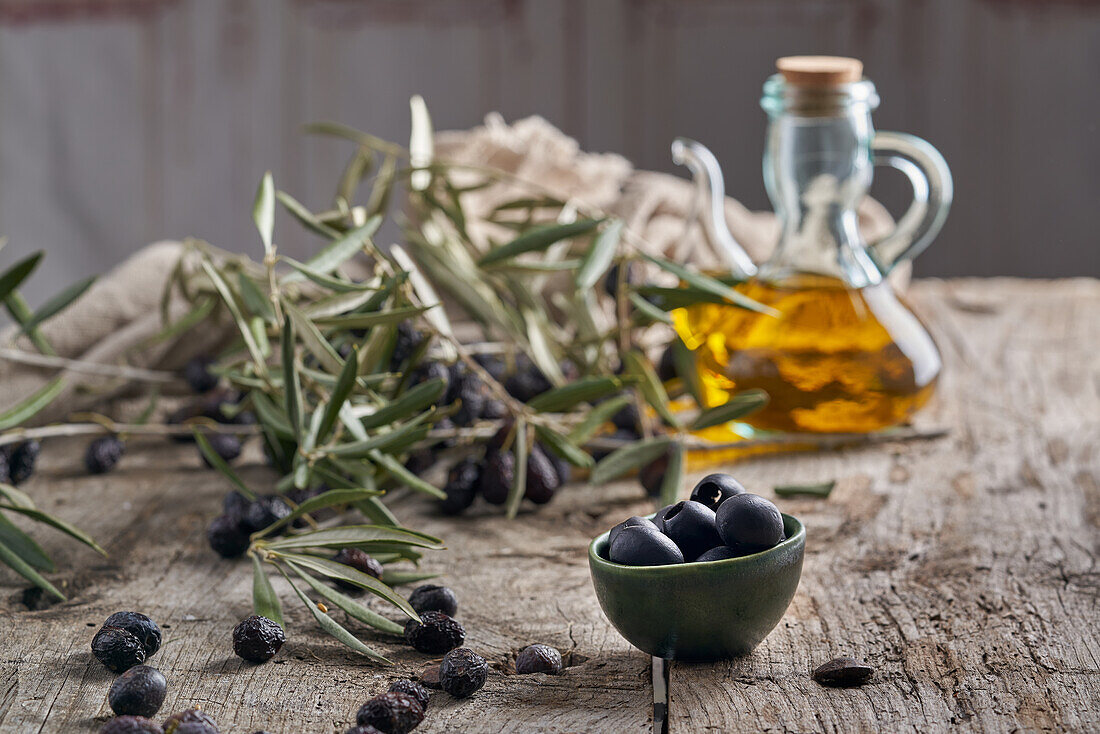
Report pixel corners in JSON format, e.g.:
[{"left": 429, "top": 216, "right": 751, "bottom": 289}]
[{"left": 0, "top": 114, "right": 896, "bottom": 422}]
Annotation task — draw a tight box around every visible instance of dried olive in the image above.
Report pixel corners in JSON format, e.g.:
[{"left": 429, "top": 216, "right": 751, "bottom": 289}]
[
  {"left": 108, "top": 665, "right": 167, "bottom": 718},
  {"left": 5, "top": 440, "right": 40, "bottom": 485},
  {"left": 85, "top": 436, "right": 125, "bottom": 474},
  {"left": 232, "top": 615, "right": 285, "bottom": 663},
  {"left": 408, "top": 584, "right": 458, "bottom": 618},
  {"left": 356, "top": 691, "right": 424, "bottom": 734},
  {"left": 638, "top": 452, "right": 669, "bottom": 497},
  {"left": 104, "top": 611, "right": 162, "bottom": 657},
  {"left": 515, "top": 644, "right": 562, "bottom": 675},
  {"left": 439, "top": 457, "right": 480, "bottom": 516},
  {"left": 162, "top": 708, "right": 218, "bottom": 734},
  {"left": 92, "top": 626, "right": 146, "bottom": 673},
  {"left": 206, "top": 515, "right": 250, "bottom": 559},
  {"left": 100, "top": 717, "right": 164, "bottom": 734},
  {"left": 812, "top": 657, "right": 874, "bottom": 687},
  {"left": 404, "top": 611, "right": 465, "bottom": 654},
  {"left": 439, "top": 647, "right": 488, "bottom": 698},
  {"left": 388, "top": 678, "right": 431, "bottom": 709},
  {"left": 200, "top": 434, "right": 241, "bottom": 467}
]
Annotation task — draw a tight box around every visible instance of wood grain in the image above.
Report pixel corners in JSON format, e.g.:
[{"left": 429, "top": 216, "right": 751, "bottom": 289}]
[
  {"left": 669, "top": 278, "right": 1100, "bottom": 733},
  {"left": 1, "top": 278, "right": 1097, "bottom": 732}
]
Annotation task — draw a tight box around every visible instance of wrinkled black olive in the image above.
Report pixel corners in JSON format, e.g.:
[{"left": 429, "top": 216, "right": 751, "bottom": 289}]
[
  {"left": 715, "top": 493, "right": 784, "bottom": 552},
  {"left": 356, "top": 692, "right": 424, "bottom": 734},
  {"left": 689, "top": 473, "right": 746, "bottom": 511},
  {"left": 207, "top": 514, "right": 250, "bottom": 558},
  {"left": 813, "top": 657, "right": 874, "bottom": 687},
  {"left": 104, "top": 611, "right": 162, "bottom": 657},
  {"left": 162, "top": 708, "right": 218, "bottom": 734},
  {"left": 5, "top": 440, "right": 39, "bottom": 485},
  {"left": 232, "top": 615, "right": 285, "bottom": 663},
  {"left": 404, "top": 611, "right": 465, "bottom": 654},
  {"left": 108, "top": 665, "right": 167, "bottom": 718},
  {"left": 408, "top": 584, "right": 458, "bottom": 618},
  {"left": 515, "top": 644, "right": 562, "bottom": 674},
  {"left": 451, "top": 373, "right": 488, "bottom": 427},
  {"left": 609, "top": 525, "right": 684, "bottom": 566},
  {"left": 92, "top": 626, "right": 146, "bottom": 672},
  {"left": 100, "top": 716, "right": 164, "bottom": 734},
  {"left": 661, "top": 500, "right": 722, "bottom": 561},
  {"left": 86, "top": 436, "right": 125, "bottom": 474},
  {"left": 439, "top": 647, "right": 488, "bottom": 698},
  {"left": 388, "top": 678, "right": 430, "bottom": 709},
  {"left": 473, "top": 353, "right": 507, "bottom": 381},
  {"left": 240, "top": 495, "right": 292, "bottom": 534}
]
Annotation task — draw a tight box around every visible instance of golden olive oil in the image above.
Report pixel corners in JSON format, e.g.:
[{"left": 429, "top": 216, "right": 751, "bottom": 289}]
[{"left": 673, "top": 275, "right": 941, "bottom": 433}]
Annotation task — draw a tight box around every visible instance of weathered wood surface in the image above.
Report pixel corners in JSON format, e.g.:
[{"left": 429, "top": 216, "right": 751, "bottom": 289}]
[
  {"left": 671, "top": 278, "right": 1100, "bottom": 733},
  {"left": 0, "top": 278, "right": 1097, "bottom": 733}
]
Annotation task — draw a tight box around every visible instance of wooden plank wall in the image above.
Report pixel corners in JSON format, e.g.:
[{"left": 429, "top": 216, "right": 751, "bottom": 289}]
[{"left": 0, "top": 0, "right": 1096, "bottom": 306}]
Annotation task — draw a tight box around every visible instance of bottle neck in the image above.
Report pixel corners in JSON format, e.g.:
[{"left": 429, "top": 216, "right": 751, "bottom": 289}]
[{"left": 759, "top": 76, "right": 884, "bottom": 288}]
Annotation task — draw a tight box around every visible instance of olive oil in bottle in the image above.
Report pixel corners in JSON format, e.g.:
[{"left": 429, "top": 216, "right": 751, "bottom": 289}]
[{"left": 673, "top": 275, "right": 941, "bottom": 433}]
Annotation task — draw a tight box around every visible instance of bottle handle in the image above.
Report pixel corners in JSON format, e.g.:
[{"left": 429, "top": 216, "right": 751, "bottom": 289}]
[{"left": 869, "top": 131, "right": 953, "bottom": 271}]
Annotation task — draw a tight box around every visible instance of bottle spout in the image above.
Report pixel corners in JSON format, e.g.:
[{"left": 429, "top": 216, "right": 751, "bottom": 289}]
[{"left": 671, "top": 138, "right": 758, "bottom": 279}]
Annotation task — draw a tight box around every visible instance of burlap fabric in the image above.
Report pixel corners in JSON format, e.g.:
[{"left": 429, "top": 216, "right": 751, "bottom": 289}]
[{"left": 0, "top": 114, "right": 897, "bottom": 422}]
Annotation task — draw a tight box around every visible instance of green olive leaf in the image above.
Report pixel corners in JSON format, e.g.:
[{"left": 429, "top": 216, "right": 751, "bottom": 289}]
[
  {"left": 576, "top": 219, "right": 623, "bottom": 290},
  {"left": 251, "top": 553, "right": 284, "bottom": 628},
  {"left": 505, "top": 417, "right": 529, "bottom": 520},
  {"left": 253, "top": 171, "right": 275, "bottom": 255},
  {"left": 0, "top": 538, "right": 65, "bottom": 601},
  {"left": 289, "top": 561, "right": 404, "bottom": 636},
  {"left": 0, "top": 513, "right": 55, "bottom": 572},
  {"left": 659, "top": 441, "right": 684, "bottom": 507},
  {"left": 478, "top": 219, "right": 603, "bottom": 266},
  {"left": 279, "top": 566, "right": 392, "bottom": 663},
  {"left": 20, "top": 276, "right": 96, "bottom": 333},
  {"left": 690, "top": 389, "right": 769, "bottom": 430},
  {"left": 0, "top": 252, "right": 43, "bottom": 303},
  {"left": 591, "top": 436, "right": 674, "bottom": 485},
  {"left": 0, "top": 377, "right": 64, "bottom": 431}
]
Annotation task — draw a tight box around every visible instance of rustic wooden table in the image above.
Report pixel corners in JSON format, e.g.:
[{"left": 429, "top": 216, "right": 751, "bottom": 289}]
[{"left": 2, "top": 279, "right": 1097, "bottom": 733}]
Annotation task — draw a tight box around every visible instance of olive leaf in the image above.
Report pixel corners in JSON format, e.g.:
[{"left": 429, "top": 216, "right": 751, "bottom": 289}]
[
  {"left": 690, "top": 389, "right": 769, "bottom": 430},
  {"left": 316, "top": 345, "right": 359, "bottom": 444},
  {"left": 253, "top": 171, "right": 275, "bottom": 255},
  {"left": 201, "top": 259, "right": 268, "bottom": 375},
  {"left": 274, "top": 551, "right": 419, "bottom": 620},
  {"left": 0, "top": 538, "right": 65, "bottom": 601},
  {"left": 289, "top": 561, "right": 404, "bottom": 636},
  {"left": 528, "top": 377, "right": 623, "bottom": 413},
  {"left": 591, "top": 436, "right": 674, "bottom": 485},
  {"left": 534, "top": 424, "right": 593, "bottom": 469},
  {"left": 623, "top": 350, "right": 678, "bottom": 428},
  {"left": 568, "top": 394, "right": 633, "bottom": 444},
  {"left": 576, "top": 219, "right": 623, "bottom": 290},
  {"left": 251, "top": 553, "right": 284, "bottom": 627},
  {"left": 774, "top": 480, "right": 836, "bottom": 498},
  {"left": 263, "top": 525, "right": 443, "bottom": 553},
  {"left": 478, "top": 219, "right": 603, "bottom": 266},
  {"left": 640, "top": 253, "right": 775, "bottom": 316},
  {"left": 409, "top": 94, "right": 433, "bottom": 192},
  {"left": 276, "top": 190, "right": 342, "bottom": 239},
  {"left": 281, "top": 217, "right": 382, "bottom": 285},
  {"left": 19, "top": 276, "right": 96, "bottom": 333},
  {"left": 0, "top": 252, "right": 43, "bottom": 303},
  {"left": 659, "top": 441, "right": 685, "bottom": 507},
  {"left": 0, "top": 377, "right": 64, "bottom": 431},
  {"left": 0, "top": 513, "right": 55, "bottom": 572},
  {"left": 279, "top": 566, "right": 392, "bottom": 664},
  {"left": 369, "top": 450, "right": 447, "bottom": 500}
]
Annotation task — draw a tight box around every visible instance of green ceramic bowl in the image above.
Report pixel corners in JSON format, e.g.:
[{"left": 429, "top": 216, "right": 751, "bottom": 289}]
[{"left": 588, "top": 513, "right": 804, "bottom": 661}]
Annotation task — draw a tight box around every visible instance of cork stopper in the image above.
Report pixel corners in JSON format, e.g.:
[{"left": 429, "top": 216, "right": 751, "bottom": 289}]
[{"left": 776, "top": 56, "right": 863, "bottom": 86}]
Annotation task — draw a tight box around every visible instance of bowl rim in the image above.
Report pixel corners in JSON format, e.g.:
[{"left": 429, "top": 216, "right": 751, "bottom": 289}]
[{"left": 589, "top": 511, "right": 804, "bottom": 573}]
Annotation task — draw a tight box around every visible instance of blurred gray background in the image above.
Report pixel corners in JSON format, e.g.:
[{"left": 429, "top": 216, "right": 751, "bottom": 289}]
[{"left": 0, "top": 0, "right": 1097, "bottom": 306}]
